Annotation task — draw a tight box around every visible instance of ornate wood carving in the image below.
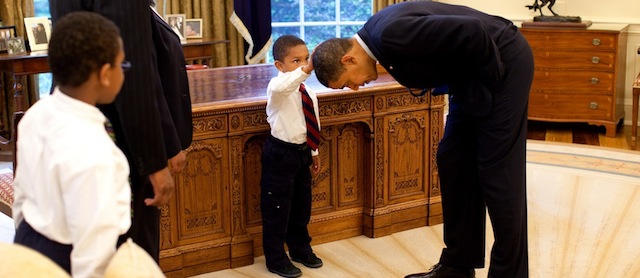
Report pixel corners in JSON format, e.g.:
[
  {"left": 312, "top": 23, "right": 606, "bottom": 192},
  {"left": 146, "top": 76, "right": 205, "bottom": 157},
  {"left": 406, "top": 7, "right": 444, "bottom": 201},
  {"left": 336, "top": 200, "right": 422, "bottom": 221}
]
[
  {"left": 374, "top": 117, "right": 385, "bottom": 206},
  {"left": 176, "top": 140, "right": 228, "bottom": 242},
  {"left": 243, "top": 135, "right": 265, "bottom": 227},
  {"left": 387, "top": 112, "right": 427, "bottom": 200},
  {"left": 192, "top": 115, "right": 226, "bottom": 136}
]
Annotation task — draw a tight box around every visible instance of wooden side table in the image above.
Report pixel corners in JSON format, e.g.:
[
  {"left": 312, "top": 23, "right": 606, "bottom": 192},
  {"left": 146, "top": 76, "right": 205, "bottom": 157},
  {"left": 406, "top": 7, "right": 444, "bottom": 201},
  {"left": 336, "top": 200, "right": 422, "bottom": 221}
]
[
  {"left": 632, "top": 72, "right": 640, "bottom": 140},
  {"left": 182, "top": 38, "right": 229, "bottom": 66},
  {"left": 520, "top": 24, "right": 629, "bottom": 137}
]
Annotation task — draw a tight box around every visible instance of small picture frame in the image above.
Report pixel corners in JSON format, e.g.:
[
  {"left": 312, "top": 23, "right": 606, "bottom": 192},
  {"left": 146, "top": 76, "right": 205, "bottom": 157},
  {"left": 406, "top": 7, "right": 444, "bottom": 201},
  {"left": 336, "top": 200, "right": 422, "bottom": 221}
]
[
  {"left": 24, "top": 16, "right": 51, "bottom": 52},
  {"left": 6, "top": 37, "right": 27, "bottom": 55},
  {"left": 0, "top": 25, "right": 17, "bottom": 53},
  {"left": 165, "top": 14, "right": 186, "bottom": 41},
  {"left": 185, "top": 19, "right": 203, "bottom": 39}
]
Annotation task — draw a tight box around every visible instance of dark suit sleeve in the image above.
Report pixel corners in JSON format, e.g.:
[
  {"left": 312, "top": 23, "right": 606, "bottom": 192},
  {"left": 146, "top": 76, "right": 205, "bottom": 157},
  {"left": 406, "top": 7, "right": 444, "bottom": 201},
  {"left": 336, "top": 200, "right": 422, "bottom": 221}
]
[
  {"left": 151, "top": 10, "right": 193, "bottom": 158},
  {"left": 50, "top": 0, "right": 168, "bottom": 177},
  {"left": 151, "top": 10, "right": 193, "bottom": 153}
]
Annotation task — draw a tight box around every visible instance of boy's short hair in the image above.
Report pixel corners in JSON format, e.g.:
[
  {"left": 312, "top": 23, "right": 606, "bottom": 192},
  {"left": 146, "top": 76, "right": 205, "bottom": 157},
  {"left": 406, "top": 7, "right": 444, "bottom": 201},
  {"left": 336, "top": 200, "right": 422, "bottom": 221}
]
[
  {"left": 272, "top": 35, "right": 306, "bottom": 62},
  {"left": 48, "top": 11, "right": 121, "bottom": 87}
]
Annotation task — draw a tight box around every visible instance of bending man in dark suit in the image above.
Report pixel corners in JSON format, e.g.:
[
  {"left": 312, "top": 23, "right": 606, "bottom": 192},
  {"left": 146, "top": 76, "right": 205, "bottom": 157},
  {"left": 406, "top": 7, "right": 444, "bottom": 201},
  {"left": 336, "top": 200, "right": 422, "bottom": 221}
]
[
  {"left": 312, "top": 2, "right": 533, "bottom": 278},
  {"left": 50, "top": 0, "right": 186, "bottom": 262}
]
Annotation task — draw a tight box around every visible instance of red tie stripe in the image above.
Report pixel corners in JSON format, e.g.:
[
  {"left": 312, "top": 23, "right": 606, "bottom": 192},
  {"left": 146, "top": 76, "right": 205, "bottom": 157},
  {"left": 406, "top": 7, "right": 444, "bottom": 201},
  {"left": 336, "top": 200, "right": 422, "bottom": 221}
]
[{"left": 300, "top": 84, "right": 320, "bottom": 150}]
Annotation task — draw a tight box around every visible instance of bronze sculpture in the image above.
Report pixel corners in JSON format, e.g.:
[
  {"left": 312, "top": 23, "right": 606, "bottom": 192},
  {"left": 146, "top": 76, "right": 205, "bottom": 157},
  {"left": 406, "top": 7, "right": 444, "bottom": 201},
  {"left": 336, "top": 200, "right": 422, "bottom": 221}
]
[
  {"left": 526, "top": 0, "right": 581, "bottom": 22},
  {"left": 526, "top": 0, "right": 558, "bottom": 17}
]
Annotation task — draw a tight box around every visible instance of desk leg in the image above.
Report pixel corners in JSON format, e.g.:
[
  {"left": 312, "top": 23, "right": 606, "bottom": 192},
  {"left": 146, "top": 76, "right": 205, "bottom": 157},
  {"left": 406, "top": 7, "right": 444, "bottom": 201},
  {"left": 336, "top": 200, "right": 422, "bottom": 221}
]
[
  {"left": 632, "top": 88, "right": 639, "bottom": 141},
  {"left": 13, "top": 74, "right": 25, "bottom": 113}
]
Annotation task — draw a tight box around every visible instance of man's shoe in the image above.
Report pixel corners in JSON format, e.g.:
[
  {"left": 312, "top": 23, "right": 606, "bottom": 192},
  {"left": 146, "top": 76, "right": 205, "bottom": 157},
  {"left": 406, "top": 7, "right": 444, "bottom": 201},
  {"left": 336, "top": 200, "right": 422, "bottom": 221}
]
[
  {"left": 268, "top": 264, "right": 302, "bottom": 278},
  {"left": 404, "top": 263, "right": 475, "bottom": 278},
  {"left": 291, "top": 253, "right": 323, "bottom": 268}
]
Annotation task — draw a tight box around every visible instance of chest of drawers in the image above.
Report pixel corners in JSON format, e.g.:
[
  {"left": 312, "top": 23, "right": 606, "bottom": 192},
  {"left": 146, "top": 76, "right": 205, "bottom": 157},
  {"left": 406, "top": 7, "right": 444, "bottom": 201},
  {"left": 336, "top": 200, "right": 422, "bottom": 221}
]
[{"left": 520, "top": 24, "right": 628, "bottom": 137}]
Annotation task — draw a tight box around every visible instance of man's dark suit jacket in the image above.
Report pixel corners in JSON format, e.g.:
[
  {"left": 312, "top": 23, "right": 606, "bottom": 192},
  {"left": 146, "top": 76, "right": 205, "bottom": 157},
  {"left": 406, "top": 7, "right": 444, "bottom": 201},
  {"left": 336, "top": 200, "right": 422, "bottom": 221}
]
[
  {"left": 357, "top": 1, "right": 528, "bottom": 117},
  {"left": 151, "top": 9, "right": 193, "bottom": 155},
  {"left": 50, "top": 0, "right": 167, "bottom": 177}
]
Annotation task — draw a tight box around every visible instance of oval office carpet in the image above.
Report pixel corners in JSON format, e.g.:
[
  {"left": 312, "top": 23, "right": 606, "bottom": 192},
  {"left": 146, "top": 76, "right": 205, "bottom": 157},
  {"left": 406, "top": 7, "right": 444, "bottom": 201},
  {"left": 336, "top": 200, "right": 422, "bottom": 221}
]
[{"left": 191, "top": 140, "right": 640, "bottom": 278}]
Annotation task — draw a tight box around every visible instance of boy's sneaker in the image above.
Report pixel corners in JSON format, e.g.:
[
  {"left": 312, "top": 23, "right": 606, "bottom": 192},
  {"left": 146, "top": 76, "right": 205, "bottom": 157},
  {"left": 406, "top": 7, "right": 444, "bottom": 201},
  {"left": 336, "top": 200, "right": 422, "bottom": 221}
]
[
  {"left": 291, "top": 253, "right": 323, "bottom": 268},
  {"left": 268, "top": 264, "right": 302, "bottom": 278}
]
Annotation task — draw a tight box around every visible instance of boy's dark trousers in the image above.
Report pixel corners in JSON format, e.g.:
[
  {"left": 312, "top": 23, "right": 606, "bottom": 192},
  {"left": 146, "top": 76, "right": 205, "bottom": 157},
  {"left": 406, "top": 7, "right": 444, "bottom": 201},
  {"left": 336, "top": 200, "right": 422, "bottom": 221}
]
[
  {"left": 14, "top": 220, "right": 73, "bottom": 274},
  {"left": 260, "top": 135, "right": 314, "bottom": 270}
]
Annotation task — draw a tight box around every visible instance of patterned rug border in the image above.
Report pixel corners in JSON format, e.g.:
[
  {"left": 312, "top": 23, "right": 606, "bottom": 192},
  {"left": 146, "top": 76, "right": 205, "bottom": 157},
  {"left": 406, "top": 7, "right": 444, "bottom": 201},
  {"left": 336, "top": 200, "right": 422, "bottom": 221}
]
[{"left": 526, "top": 140, "right": 640, "bottom": 179}]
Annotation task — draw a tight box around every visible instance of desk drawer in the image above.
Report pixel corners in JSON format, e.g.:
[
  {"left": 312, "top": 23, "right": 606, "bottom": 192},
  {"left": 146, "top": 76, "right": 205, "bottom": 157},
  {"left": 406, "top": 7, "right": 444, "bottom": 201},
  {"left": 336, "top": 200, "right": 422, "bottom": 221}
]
[
  {"left": 532, "top": 50, "right": 616, "bottom": 70},
  {"left": 521, "top": 31, "right": 618, "bottom": 51},
  {"left": 528, "top": 93, "right": 613, "bottom": 121},
  {"left": 531, "top": 70, "right": 614, "bottom": 94}
]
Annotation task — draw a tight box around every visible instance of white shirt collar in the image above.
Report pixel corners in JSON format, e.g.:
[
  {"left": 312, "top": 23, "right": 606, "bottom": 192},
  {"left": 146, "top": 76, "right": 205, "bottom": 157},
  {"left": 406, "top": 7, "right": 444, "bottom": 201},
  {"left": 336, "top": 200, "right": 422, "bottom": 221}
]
[
  {"left": 52, "top": 87, "right": 106, "bottom": 124},
  {"left": 353, "top": 33, "right": 378, "bottom": 61}
]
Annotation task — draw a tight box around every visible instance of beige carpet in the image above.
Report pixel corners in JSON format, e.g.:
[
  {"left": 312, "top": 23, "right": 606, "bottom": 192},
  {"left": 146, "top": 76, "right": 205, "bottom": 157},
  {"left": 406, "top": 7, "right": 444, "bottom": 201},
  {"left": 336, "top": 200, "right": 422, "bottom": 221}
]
[{"left": 191, "top": 140, "right": 640, "bottom": 278}]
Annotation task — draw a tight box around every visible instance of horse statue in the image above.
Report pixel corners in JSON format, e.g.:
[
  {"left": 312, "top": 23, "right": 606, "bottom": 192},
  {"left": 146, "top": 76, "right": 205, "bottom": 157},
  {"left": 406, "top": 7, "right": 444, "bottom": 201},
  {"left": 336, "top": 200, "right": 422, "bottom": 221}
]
[
  {"left": 525, "top": 0, "right": 582, "bottom": 23},
  {"left": 526, "top": 0, "right": 559, "bottom": 17}
]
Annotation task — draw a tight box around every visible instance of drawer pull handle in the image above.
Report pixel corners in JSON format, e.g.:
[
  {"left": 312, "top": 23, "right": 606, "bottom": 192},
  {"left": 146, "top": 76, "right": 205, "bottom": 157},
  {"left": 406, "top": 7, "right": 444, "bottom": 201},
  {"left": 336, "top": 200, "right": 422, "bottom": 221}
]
[
  {"left": 591, "top": 56, "right": 600, "bottom": 64},
  {"left": 590, "top": 102, "right": 598, "bottom": 109},
  {"left": 592, "top": 38, "right": 601, "bottom": 46},
  {"left": 591, "top": 77, "right": 599, "bottom": 84}
]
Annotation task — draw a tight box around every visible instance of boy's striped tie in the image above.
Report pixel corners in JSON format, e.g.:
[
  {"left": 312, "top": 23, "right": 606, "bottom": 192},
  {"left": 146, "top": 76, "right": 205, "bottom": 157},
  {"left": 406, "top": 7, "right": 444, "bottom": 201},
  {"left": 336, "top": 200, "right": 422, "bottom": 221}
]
[{"left": 299, "top": 84, "right": 320, "bottom": 151}]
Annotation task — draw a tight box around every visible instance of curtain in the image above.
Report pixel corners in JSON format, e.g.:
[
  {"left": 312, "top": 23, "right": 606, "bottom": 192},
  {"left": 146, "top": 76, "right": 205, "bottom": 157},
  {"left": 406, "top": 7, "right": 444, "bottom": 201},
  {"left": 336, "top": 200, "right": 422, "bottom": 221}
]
[
  {"left": 156, "top": 0, "right": 245, "bottom": 67},
  {"left": 0, "top": 0, "right": 33, "bottom": 36},
  {"left": 229, "top": 0, "right": 272, "bottom": 64},
  {"left": 0, "top": 0, "right": 34, "bottom": 140}
]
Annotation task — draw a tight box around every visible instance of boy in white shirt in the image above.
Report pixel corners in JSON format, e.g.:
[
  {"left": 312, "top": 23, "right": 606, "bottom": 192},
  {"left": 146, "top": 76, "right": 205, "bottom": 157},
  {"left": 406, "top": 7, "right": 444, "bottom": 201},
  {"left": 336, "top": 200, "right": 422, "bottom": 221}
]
[
  {"left": 260, "top": 35, "right": 323, "bottom": 278},
  {"left": 12, "top": 11, "right": 132, "bottom": 277}
]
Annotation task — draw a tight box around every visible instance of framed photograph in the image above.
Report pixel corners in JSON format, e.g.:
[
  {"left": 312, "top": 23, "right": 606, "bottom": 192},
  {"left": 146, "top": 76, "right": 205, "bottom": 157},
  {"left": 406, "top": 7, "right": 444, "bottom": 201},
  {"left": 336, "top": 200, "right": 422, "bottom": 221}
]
[
  {"left": 6, "top": 37, "right": 26, "bottom": 55},
  {"left": 165, "top": 14, "right": 186, "bottom": 41},
  {"left": 185, "top": 19, "right": 203, "bottom": 39},
  {"left": 24, "top": 16, "right": 51, "bottom": 52},
  {"left": 0, "top": 26, "right": 17, "bottom": 53}
]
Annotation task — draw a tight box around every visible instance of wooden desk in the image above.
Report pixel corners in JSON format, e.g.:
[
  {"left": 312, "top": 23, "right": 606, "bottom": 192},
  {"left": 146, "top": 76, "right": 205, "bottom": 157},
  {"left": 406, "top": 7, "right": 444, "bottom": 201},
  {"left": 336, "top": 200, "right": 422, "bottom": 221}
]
[
  {"left": 0, "top": 51, "right": 48, "bottom": 151},
  {"left": 0, "top": 51, "right": 49, "bottom": 113},
  {"left": 159, "top": 64, "right": 445, "bottom": 277}
]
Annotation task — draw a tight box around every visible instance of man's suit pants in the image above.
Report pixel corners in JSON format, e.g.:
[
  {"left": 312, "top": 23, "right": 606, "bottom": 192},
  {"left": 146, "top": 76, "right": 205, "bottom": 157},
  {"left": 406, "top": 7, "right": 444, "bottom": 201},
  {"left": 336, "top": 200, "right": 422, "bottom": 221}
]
[{"left": 436, "top": 37, "right": 533, "bottom": 278}]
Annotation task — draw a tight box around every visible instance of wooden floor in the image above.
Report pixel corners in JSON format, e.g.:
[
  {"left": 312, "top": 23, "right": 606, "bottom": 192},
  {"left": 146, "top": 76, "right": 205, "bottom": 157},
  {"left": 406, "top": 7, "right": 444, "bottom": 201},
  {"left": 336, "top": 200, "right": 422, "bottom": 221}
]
[{"left": 526, "top": 121, "right": 640, "bottom": 151}]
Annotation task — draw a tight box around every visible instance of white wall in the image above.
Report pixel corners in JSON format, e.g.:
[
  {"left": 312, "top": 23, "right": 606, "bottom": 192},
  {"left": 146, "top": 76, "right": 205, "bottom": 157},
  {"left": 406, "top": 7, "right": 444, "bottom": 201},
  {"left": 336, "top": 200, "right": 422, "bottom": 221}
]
[
  {"left": 439, "top": 0, "right": 640, "bottom": 23},
  {"left": 439, "top": 0, "right": 640, "bottom": 126}
]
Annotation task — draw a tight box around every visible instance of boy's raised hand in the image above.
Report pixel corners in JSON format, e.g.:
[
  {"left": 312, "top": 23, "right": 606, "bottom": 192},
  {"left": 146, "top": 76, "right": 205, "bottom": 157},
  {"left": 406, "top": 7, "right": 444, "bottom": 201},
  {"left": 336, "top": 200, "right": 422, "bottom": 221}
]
[{"left": 302, "top": 49, "right": 315, "bottom": 74}]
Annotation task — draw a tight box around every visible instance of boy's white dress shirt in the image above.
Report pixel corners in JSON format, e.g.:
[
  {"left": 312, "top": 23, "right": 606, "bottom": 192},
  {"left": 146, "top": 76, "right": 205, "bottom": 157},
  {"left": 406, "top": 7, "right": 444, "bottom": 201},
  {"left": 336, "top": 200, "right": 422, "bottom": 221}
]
[
  {"left": 266, "top": 67, "right": 321, "bottom": 156},
  {"left": 12, "top": 88, "right": 131, "bottom": 278}
]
